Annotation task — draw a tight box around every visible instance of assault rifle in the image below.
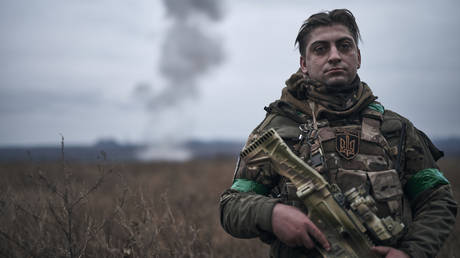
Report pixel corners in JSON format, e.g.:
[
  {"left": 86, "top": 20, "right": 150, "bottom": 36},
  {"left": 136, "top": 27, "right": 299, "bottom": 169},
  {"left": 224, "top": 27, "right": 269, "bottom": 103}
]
[{"left": 240, "top": 128, "right": 404, "bottom": 258}]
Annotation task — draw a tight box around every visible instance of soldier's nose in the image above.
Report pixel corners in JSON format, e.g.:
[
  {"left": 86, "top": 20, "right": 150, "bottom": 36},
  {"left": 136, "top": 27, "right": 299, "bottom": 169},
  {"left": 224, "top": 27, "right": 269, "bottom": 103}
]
[{"left": 328, "top": 46, "right": 341, "bottom": 64}]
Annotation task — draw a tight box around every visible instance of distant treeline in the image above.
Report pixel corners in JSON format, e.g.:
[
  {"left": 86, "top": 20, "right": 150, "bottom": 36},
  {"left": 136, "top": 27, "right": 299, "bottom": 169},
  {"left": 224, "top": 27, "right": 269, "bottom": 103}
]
[
  {"left": 0, "top": 140, "right": 245, "bottom": 162},
  {"left": 0, "top": 138, "right": 458, "bottom": 163}
]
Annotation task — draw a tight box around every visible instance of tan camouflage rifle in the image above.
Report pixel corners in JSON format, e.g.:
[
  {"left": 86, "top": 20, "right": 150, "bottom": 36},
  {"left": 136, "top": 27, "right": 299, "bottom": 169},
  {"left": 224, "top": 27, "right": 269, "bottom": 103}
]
[{"left": 240, "top": 128, "right": 404, "bottom": 258}]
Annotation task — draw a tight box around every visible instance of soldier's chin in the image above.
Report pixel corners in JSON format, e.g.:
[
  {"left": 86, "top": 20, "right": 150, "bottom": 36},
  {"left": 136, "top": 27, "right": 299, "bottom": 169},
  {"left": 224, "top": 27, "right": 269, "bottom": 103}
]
[{"left": 325, "top": 79, "right": 348, "bottom": 90}]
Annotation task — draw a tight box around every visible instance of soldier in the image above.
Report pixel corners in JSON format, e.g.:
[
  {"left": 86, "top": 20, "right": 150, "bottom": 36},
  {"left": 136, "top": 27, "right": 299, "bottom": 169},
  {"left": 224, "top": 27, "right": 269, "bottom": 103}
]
[{"left": 219, "top": 9, "right": 457, "bottom": 258}]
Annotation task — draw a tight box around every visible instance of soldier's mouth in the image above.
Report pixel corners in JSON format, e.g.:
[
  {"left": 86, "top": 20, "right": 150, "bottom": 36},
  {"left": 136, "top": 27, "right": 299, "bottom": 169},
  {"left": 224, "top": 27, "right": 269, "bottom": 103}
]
[{"left": 325, "top": 68, "right": 346, "bottom": 74}]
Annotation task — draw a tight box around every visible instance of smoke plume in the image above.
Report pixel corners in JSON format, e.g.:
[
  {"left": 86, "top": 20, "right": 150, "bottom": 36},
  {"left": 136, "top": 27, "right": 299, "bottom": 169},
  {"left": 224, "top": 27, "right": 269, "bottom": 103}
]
[
  {"left": 134, "top": 0, "right": 225, "bottom": 159},
  {"left": 136, "top": 0, "right": 225, "bottom": 111},
  {"left": 163, "top": 0, "right": 223, "bottom": 21}
]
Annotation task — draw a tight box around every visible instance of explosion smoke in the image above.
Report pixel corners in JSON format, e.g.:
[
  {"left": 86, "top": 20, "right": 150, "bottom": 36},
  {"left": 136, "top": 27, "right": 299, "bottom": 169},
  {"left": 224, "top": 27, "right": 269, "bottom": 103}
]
[
  {"left": 136, "top": 0, "right": 225, "bottom": 111},
  {"left": 134, "top": 0, "right": 226, "bottom": 160},
  {"left": 163, "top": 0, "right": 223, "bottom": 21}
]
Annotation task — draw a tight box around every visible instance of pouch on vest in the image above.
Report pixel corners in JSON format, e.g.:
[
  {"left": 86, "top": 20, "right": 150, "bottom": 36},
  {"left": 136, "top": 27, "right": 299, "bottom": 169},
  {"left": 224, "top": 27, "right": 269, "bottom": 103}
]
[
  {"left": 367, "top": 169, "right": 403, "bottom": 216},
  {"left": 335, "top": 168, "right": 368, "bottom": 193},
  {"left": 335, "top": 168, "right": 403, "bottom": 218}
]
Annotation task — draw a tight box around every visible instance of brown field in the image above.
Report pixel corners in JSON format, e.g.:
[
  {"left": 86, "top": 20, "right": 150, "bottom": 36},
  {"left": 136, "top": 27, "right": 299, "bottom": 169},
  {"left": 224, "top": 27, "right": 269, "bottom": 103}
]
[{"left": 0, "top": 156, "right": 458, "bottom": 257}]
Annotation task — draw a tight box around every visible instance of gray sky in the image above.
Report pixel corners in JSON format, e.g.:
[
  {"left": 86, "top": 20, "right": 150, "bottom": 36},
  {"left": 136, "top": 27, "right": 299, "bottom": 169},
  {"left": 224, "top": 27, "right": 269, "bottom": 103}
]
[{"left": 1, "top": 0, "right": 459, "bottom": 146}]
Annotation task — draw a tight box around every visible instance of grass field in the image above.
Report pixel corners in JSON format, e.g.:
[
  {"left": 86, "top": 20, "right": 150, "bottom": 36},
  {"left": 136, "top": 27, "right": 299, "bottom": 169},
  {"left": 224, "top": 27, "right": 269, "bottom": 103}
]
[{"left": 0, "top": 156, "right": 458, "bottom": 257}]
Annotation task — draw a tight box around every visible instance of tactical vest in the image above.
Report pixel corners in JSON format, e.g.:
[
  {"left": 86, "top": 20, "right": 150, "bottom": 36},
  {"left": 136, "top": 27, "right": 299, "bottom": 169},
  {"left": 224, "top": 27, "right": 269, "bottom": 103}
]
[{"left": 275, "top": 107, "right": 407, "bottom": 228}]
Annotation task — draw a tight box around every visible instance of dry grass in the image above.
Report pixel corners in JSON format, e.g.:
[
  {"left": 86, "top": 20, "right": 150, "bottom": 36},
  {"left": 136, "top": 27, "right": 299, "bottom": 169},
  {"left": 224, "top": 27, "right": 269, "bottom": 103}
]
[
  {"left": 0, "top": 157, "right": 268, "bottom": 258},
  {"left": 0, "top": 155, "right": 458, "bottom": 257}
]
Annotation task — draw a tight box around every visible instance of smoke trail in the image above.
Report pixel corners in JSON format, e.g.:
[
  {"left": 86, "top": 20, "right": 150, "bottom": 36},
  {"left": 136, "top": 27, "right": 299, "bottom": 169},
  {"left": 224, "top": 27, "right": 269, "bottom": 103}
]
[
  {"left": 163, "top": 0, "right": 223, "bottom": 21},
  {"left": 136, "top": 0, "right": 225, "bottom": 111},
  {"left": 134, "top": 0, "right": 225, "bottom": 160},
  {"left": 151, "top": 21, "right": 224, "bottom": 109}
]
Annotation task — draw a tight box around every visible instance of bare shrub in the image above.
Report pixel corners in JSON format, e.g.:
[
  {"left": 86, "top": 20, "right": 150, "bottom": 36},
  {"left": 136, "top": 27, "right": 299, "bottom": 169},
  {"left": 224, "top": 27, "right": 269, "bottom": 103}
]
[
  {"left": 0, "top": 138, "right": 115, "bottom": 258},
  {"left": 0, "top": 149, "right": 267, "bottom": 258}
]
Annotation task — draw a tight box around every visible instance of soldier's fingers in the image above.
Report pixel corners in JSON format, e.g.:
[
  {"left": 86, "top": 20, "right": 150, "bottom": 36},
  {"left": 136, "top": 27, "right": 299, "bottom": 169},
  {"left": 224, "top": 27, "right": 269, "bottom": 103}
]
[
  {"left": 300, "top": 231, "right": 315, "bottom": 249},
  {"left": 372, "top": 246, "right": 391, "bottom": 255},
  {"left": 306, "top": 222, "right": 330, "bottom": 251}
]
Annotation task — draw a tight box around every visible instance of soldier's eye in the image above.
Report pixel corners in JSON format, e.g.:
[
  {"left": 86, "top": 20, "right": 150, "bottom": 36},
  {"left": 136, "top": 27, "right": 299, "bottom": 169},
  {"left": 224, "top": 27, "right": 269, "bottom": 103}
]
[
  {"left": 338, "top": 41, "right": 352, "bottom": 52},
  {"left": 313, "top": 45, "right": 328, "bottom": 55}
]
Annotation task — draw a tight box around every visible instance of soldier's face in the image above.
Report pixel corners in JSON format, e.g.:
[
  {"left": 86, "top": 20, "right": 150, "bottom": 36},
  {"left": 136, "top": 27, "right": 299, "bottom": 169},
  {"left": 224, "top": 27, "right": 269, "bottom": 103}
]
[{"left": 300, "top": 24, "right": 361, "bottom": 87}]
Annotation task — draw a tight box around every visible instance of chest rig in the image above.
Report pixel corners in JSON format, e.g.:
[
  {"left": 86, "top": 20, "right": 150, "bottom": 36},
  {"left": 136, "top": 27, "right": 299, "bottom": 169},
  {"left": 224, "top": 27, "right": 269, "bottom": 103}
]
[{"left": 278, "top": 107, "right": 404, "bottom": 222}]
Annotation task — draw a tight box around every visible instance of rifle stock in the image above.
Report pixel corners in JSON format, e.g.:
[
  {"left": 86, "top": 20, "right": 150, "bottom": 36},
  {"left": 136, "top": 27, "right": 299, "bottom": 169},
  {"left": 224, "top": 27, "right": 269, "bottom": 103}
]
[{"left": 241, "top": 128, "right": 380, "bottom": 258}]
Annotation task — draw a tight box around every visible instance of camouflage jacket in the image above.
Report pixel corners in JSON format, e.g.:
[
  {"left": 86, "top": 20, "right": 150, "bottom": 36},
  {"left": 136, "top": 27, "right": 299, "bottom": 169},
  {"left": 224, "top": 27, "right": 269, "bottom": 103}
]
[{"left": 219, "top": 95, "right": 457, "bottom": 258}]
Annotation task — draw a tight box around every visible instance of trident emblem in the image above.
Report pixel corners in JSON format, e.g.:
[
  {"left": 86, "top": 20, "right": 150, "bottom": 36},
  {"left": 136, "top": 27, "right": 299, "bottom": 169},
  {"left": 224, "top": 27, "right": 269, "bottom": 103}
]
[{"left": 336, "top": 131, "right": 360, "bottom": 160}]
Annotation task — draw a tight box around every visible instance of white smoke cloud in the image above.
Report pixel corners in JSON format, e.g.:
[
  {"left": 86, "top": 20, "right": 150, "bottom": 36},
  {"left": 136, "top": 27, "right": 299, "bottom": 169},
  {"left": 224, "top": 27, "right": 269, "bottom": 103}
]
[
  {"left": 135, "top": 0, "right": 225, "bottom": 112},
  {"left": 133, "top": 0, "right": 226, "bottom": 159},
  {"left": 163, "top": 0, "right": 223, "bottom": 21}
]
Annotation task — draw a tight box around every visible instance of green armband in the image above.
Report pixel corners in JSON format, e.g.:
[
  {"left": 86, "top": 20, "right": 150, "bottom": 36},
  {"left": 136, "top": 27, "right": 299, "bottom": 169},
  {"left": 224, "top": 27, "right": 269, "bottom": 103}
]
[
  {"left": 405, "top": 168, "right": 449, "bottom": 200},
  {"left": 231, "top": 179, "right": 270, "bottom": 195},
  {"left": 368, "top": 102, "right": 385, "bottom": 114}
]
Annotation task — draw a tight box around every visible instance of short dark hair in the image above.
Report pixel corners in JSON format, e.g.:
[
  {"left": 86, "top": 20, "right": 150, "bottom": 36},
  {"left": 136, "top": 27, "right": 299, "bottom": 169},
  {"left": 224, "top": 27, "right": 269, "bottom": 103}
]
[{"left": 295, "top": 9, "right": 361, "bottom": 57}]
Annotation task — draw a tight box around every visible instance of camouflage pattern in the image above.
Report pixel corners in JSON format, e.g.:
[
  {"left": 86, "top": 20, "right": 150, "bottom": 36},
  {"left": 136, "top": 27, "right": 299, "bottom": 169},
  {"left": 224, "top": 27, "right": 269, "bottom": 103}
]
[{"left": 219, "top": 79, "right": 457, "bottom": 257}]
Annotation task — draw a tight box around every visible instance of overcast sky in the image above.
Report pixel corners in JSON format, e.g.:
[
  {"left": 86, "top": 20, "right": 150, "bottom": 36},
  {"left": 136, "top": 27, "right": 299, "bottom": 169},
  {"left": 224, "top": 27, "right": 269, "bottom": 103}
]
[{"left": 1, "top": 0, "right": 459, "bottom": 146}]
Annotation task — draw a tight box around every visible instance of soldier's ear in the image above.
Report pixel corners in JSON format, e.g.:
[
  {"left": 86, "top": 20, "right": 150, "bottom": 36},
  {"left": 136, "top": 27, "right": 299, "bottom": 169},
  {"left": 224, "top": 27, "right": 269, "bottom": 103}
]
[
  {"left": 357, "top": 48, "right": 361, "bottom": 69},
  {"left": 300, "top": 56, "right": 308, "bottom": 74}
]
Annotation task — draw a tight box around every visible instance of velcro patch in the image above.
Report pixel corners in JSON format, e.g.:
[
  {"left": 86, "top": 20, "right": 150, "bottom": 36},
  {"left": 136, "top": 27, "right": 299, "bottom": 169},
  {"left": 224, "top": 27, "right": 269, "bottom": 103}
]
[{"left": 336, "top": 131, "right": 360, "bottom": 160}]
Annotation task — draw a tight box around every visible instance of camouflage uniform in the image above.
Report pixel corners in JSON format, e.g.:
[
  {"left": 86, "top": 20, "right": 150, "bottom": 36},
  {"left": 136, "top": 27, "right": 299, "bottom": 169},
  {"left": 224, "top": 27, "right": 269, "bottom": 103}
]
[{"left": 219, "top": 72, "right": 457, "bottom": 258}]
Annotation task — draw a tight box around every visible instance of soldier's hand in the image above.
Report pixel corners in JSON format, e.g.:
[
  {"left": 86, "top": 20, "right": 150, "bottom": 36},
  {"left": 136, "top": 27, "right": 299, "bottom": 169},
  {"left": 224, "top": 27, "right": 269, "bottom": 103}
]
[
  {"left": 271, "top": 203, "right": 330, "bottom": 251},
  {"left": 372, "top": 246, "right": 409, "bottom": 258}
]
